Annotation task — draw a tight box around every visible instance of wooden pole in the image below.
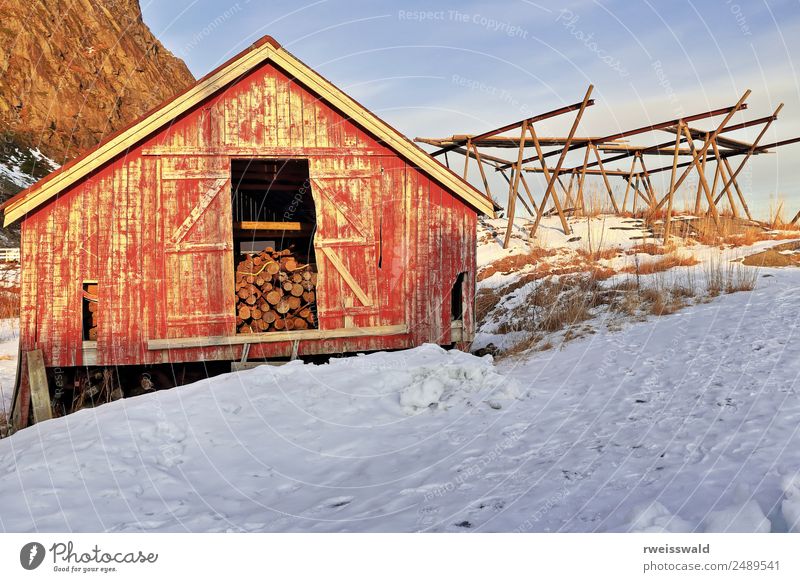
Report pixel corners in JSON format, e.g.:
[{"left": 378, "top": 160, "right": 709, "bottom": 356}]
[
  {"left": 621, "top": 156, "right": 637, "bottom": 213},
  {"left": 471, "top": 145, "right": 493, "bottom": 202},
  {"left": 502, "top": 120, "right": 530, "bottom": 247},
  {"left": 27, "top": 350, "right": 52, "bottom": 424},
  {"left": 677, "top": 123, "right": 722, "bottom": 226},
  {"left": 708, "top": 156, "right": 722, "bottom": 214},
  {"left": 722, "top": 157, "right": 753, "bottom": 220},
  {"left": 694, "top": 137, "right": 709, "bottom": 215},
  {"left": 713, "top": 103, "right": 783, "bottom": 208},
  {"left": 499, "top": 169, "right": 534, "bottom": 215},
  {"left": 653, "top": 90, "right": 751, "bottom": 218},
  {"left": 527, "top": 123, "right": 571, "bottom": 234},
  {"left": 663, "top": 122, "right": 683, "bottom": 241},
  {"left": 518, "top": 173, "right": 540, "bottom": 216},
  {"left": 564, "top": 171, "right": 577, "bottom": 208},
  {"left": 710, "top": 138, "right": 739, "bottom": 218},
  {"left": 577, "top": 144, "right": 592, "bottom": 216},
  {"left": 529, "top": 85, "right": 593, "bottom": 237},
  {"left": 463, "top": 140, "right": 471, "bottom": 180},
  {"left": 637, "top": 155, "right": 658, "bottom": 209},
  {"left": 591, "top": 143, "right": 621, "bottom": 213}
]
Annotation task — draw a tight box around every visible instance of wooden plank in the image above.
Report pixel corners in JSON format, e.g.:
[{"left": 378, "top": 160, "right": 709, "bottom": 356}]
[
  {"left": 27, "top": 350, "right": 51, "bottom": 424},
  {"left": 82, "top": 341, "right": 98, "bottom": 366},
  {"left": 231, "top": 361, "right": 288, "bottom": 371},
  {"left": 169, "top": 178, "right": 228, "bottom": 245},
  {"left": 161, "top": 169, "right": 229, "bottom": 180},
  {"left": 320, "top": 247, "right": 372, "bottom": 306},
  {"left": 148, "top": 324, "right": 409, "bottom": 350},
  {"left": 235, "top": 221, "right": 305, "bottom": 231}
]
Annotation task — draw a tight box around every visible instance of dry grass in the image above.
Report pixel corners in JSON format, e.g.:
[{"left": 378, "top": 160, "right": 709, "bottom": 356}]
[
  {"left": 621, "top": 253, "right": 699, "bottom": 275},
  {"left": 0, "top": 288, "right": 19, "bottom": 319},
  {"left": 705, "top": 259, "right": 758, "bottom": 296},
  {"left": 686, "top": 215, "right": 800, "bottom": 247},
  {"left": 477, "top": 247, "right": 557, "bottom": 281},
  {"left": 626, "top": 242, "right": 672, "bottom": 256},
  {"left": 577, "top": 247, "right": 619, "bottom": 261}
]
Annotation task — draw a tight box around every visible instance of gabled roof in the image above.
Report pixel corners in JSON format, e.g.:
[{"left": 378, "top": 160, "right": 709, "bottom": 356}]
[{"left": 2, "top": 35, "right": 496, "bottom": 226}]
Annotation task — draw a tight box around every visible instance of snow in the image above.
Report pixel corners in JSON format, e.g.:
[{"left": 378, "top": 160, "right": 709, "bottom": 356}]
[
  {"left": 0, "top": 320, "right": 18, "bottom": 418},
  {"left": 781, "top": 473, "right": 800, "bottom": 532},
  {"left": 0, "top": 147, "right": 57, "bottom": 190},
  {"left": 626, "top": 501, "right": 693, "bottom": 533},
  {"left": 703, "top": 499, "right": 771, "bottom": 533},
  {"left": 0, "top": 217, "right": 798, "bottom": 532}
]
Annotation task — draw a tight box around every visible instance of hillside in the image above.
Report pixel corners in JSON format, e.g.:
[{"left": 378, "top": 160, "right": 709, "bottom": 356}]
[
  {"left": 0, "top": 218, "right": 798, "bottom": 533},
  {"left": 0, "top": 0, "right": 195, "bottom": 240}
]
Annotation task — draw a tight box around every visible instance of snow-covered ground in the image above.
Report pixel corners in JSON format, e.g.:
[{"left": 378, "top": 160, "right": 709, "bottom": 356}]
[
  {"left": 0, "top": 217, "right": 798, "bottom": 533},
  {"left": 0, "top": 319, "right": 19, "bottom": 419}
]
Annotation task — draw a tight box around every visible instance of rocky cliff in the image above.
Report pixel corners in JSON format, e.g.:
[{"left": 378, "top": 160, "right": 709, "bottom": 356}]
[{"left": 0, "top": 0, "right": 195, "bottom": 165}]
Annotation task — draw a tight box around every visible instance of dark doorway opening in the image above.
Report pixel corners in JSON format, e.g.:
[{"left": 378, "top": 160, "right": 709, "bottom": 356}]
[
  {"left": 451, "top": 272, "right": 466, "bottom": 321},
  {"left": 231, "top": 159, "right": 319, "bottom": 334}
]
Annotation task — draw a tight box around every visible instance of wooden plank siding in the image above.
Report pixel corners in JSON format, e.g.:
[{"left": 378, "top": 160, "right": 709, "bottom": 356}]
[{"left": 17, "top": 59, "right": 477, "bottom": 368}]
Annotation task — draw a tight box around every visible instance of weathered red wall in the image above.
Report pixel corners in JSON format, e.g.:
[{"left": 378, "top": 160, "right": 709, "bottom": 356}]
[{"left": 19, "top": 60, "right": 477, "bottom": 367}]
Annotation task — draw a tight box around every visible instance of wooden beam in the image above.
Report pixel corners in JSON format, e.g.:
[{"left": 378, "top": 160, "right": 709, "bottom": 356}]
[
  {"left": 499, "top": 170, "right": 535, "bottom": 216},
  {"left": 527, "top": 123, "right": 570, "bottom": 234},
  {"left": 590, "top": 143, "right": 621, "bottom": 213},
  {"left": 710, "top": 138, "right": 739, "bottom": 218},
  {"left": 27, "top": 350, "right": 51, "bottom": 424},
  {"left": 694, "top": 139, "right": 709, "bottom": 215},
  {"left": 652, "top": 90, "right": 751, "bottom": 219},
  {"left": 663, "top": 123, "right": 683, "bottom": 241},
  {"left": 523, "top": 167, "right": 635, "bottom": 177},
  {"left": 621, "top": 156, "right": 637, "bottom": 212},
  {"left": 422, "top": 135, "right": 614, "bottom": 149},
  {"left": 321, "top": 247, "right": 372, "bottom": 306},
  {"left": 148, "top": 324, "right": 409, "bottom": 350},
  {"left": 576, "top": 145, "right": 592, "bottom": 215},
  {"left": 532, "top": 104, "right": 745, "bottom": 170},
  {"left": 566, "top": 104, "right": 756, "bottom": 173},
  {"left": 235, "top": 221, "right": 306, "bottom": 231},
  {"left": 502, "top": 120, "right": 530, "bottom": 248},
  {"left": 678, "top": 123, "right": 721, "bottom": 225},
  {"left": 723, "top": 157, "right": 752, "bottom": 220},
  {"left": 431, "top": 99, "right": 596, "bottom": 157},
  {"left": 713, "top": 103, "right": 783, "bottom": 207},
  {"left": 529, "top": 85, "right": 593, "bottom": 236}
]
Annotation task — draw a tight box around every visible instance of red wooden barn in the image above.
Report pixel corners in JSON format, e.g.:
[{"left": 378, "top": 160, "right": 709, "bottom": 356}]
[{"left": 1, "top": 36, "right": 495, "bottom": 428}]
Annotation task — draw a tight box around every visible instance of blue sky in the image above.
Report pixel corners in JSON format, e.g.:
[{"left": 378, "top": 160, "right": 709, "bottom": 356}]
[{"left": 141, "top": 0, "right": 800, "bottom": 218}]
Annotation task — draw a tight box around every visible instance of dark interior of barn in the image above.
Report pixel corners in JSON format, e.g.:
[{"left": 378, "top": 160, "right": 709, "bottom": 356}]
[
  {"left": 230, "top": 159, "right": 317, "bottom": 262},
  {"left": 231, "top": 159, "right": 320, "bottom": 335}
]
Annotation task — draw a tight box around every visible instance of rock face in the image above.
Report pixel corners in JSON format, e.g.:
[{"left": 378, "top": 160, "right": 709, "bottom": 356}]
[{"left": 0, "top": 0, "right": 195, "bottom": 164}]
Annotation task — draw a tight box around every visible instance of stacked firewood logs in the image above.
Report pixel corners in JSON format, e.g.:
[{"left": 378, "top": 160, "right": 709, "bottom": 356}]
[{"left": 235, "top": 248, "right": 317, "bottom": 333}]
